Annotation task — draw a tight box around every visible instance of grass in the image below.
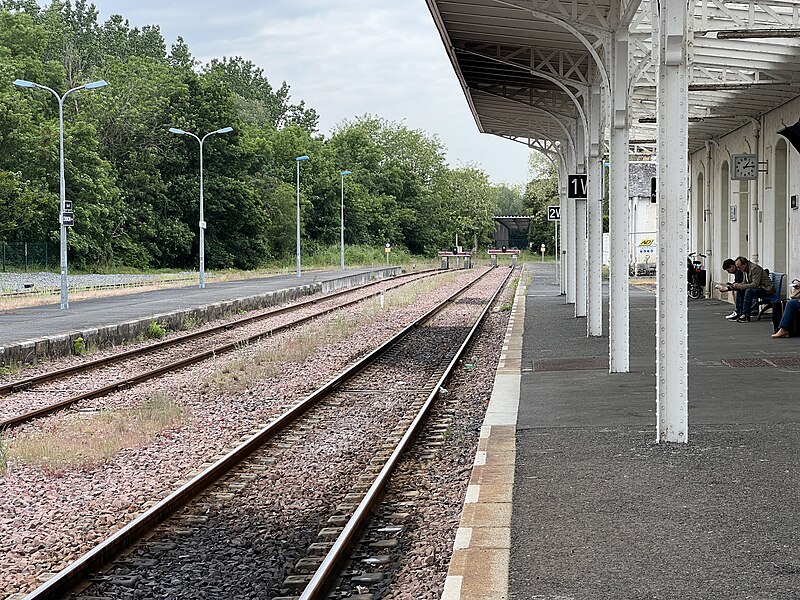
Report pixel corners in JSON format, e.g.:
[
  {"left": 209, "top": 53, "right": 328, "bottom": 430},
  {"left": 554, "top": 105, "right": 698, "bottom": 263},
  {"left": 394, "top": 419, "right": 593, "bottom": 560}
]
[
  {"left": 0, "top": 363, "right": 22, "bottom": 378},
  {"left": 0, "top": 437, "right": 7, "bottom": 475},
  {"left": 146, "top": 321, "right": 167, "bottom": 339},
  {"left": 3, "top": 392, "right": 185, "bottom": 474},
  {"left": 207, "top": 271, "right": 463, "bottom": 392}
]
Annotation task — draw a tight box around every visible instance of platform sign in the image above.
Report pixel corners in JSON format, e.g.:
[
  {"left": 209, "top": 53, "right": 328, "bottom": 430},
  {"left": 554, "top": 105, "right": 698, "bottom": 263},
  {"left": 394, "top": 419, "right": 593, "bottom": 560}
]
[
  {"left": 384, "top": 242, "right": 391, "bottom": 253},
  {"left": 547, "top": 205, "right": 561, "bottom": 221},
  {"left": 567, "top": 174, "right": 587, "bottom": 199},
  {"left": 62, "top": 212, "right": 74, "bottom": 227}
]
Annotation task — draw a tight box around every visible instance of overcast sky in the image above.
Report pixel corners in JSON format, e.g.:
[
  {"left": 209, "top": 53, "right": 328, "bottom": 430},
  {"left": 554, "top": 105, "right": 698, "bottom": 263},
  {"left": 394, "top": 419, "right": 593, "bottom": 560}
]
[{"left": 77, "top": 0, "right": 532, "bottom": 187}]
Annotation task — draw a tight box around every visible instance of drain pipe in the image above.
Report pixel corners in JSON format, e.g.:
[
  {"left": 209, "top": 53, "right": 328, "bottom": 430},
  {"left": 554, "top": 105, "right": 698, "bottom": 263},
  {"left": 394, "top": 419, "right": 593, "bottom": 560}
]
[
  {"left": 704, "top": 140, "right": 714, "bottom": 294},
  {"left": 747, "top": 117, "right": 761, "bottom": 263}
]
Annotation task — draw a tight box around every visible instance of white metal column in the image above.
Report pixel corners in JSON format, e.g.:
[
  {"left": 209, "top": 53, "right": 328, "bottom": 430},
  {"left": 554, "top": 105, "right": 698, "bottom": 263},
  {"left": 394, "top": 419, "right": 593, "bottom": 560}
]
[
  {"left": 656, "top": 0, "right": 689, "bottom": 443},
  {"left": 560, "top": 178, "right": 569, "bottom": 296},
  {"left": 609, "top": 30, "right": 630, "bottom": 371},
  {"left": 587, "top": 84, "right": 604, "bottom": 336},
  {"left": 565, "top": 168, "right": 578, "bottom": 306},
  {"left": 559, "top": 151, "right": 569, "bottom": 296},
  {"left": 575, "top": 198, "right": 588, "bottom": 317}
]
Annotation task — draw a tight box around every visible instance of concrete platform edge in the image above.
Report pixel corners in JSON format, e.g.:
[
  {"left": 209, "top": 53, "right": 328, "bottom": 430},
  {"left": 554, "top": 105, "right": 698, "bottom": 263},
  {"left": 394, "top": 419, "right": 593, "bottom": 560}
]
[
  {"left": 0, "top": 268, "right": 398, "bottom": 367},
  {"left": 441, "top": 266, "right": 524, "bottom": 600}
]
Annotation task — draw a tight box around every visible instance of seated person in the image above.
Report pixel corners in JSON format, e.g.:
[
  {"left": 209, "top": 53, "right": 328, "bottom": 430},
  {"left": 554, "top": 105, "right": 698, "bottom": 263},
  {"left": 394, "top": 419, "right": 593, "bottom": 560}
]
[
  {"left": 772, "top": 278, "right": 800, "bottom": 338},
  {"left": 729, "top": 256, "right": 774, "bottom": 323},
  {"left": 715, "top": 258, "right": 743, "bottom": 320}
]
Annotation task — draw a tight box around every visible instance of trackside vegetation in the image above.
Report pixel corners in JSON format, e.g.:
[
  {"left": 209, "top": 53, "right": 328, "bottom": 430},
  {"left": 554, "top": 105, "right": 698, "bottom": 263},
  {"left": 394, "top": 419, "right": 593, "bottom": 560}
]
[{"left": 0, "top": 1, "right": 559, "bottom": 272}]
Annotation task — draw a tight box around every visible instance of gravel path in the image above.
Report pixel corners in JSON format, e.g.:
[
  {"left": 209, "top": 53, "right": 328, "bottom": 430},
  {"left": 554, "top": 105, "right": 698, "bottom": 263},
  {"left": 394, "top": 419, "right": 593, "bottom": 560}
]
[{"left": 0, "top": 268, "right": 503, "bottom": 597}]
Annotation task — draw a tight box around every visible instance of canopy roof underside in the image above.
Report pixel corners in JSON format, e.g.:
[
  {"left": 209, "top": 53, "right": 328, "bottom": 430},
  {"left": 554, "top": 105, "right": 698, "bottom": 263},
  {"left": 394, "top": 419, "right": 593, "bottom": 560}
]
[{"left": 426, "top": 0, "right": 800, "bottom": 155}]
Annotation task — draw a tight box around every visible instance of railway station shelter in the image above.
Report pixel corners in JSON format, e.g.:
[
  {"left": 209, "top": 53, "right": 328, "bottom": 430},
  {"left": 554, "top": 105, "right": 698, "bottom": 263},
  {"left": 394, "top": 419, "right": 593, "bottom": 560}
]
[
  {"left": 425, "top": 0, "right": 800, "bottom": 442},
  {"left": 490, "top": 215, "right": 531, "bottom": 251}
]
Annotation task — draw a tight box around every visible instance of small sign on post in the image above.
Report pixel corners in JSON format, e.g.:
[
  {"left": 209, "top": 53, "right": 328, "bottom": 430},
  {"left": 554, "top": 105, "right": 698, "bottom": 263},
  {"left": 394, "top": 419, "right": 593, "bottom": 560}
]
[
  {"left": 540, "top": 243, "right": 546, "bottom": 262},
  {"left": 62, "top": 212, "right": 75, "bottom": 227},
  {"left": 385, "top": 242, "right": 391, "bottom": 265},
  {"left": 567, "top": 174, "right": 588, "bottom": 199},
  {"left": 547, "top": 205, "right": 561, "bottom": 221}
]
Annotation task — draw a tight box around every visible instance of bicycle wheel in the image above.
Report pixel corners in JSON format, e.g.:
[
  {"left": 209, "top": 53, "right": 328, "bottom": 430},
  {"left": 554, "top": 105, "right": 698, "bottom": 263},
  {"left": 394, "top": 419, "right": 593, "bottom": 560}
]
[{"left": 689, "top": 283, "right": 702, "bottom": 299}]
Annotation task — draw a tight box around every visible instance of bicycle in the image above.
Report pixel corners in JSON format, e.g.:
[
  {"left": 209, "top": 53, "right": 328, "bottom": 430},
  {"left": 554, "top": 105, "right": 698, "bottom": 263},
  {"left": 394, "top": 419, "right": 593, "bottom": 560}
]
[{"left": 687, "top": 252, "right": 707, "bottom": 299}]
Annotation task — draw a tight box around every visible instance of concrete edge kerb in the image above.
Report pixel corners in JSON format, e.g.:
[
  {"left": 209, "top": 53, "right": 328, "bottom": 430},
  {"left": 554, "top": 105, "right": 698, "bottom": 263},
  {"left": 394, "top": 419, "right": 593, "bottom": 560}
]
[
  {"left": 440, "top": 266, "right": 525, "bottom": 600},
  {"left": 0, "top": 268, "right": 400, "bottom": 367}
]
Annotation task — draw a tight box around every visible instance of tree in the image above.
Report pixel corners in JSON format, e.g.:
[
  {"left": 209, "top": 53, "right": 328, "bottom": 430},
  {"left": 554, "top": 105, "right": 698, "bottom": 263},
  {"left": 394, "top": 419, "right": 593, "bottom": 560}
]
[
  {"left": 205, "top": 56, "right": 318, "bottom": 131},
  {"left": 495, "top": 184, "right": 525, "bottom": 215},
  {"left": 524, "top": 153, "right": 559, "bottom": 253},
  {"left": 0, "top": 3, "right": 511, "bottom": 271}
]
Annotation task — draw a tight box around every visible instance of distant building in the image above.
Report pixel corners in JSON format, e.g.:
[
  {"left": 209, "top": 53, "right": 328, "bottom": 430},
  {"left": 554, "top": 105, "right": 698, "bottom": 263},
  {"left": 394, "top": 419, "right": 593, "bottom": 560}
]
[
  {"left": 629, "top": 162, "right": 658, "bottom": 274},
  {"left": 491, "top": 216, "right": 531, "bottom": 250}
]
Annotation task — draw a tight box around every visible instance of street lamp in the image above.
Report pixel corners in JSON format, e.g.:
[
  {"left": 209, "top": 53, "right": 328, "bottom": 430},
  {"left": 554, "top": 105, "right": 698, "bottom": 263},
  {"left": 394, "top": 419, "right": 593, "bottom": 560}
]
[
  {"left": 169, "top": 126, "right": 234, "bottom": 288},
  {"left": 295, "top": 155, "right": 309, "bottom": 278},
  {"left": 340, "top": 170, "right": 351, "bottom": 270},
  {"left": 13, "top": 78, "right": 108, "bottom": 310}
]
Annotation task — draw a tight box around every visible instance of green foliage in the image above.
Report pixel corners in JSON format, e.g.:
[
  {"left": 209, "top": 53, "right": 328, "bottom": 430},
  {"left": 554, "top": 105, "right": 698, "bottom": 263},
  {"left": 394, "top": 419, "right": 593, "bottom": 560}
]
[
  {"left": 146, "top": 320, "right": 167, "bottom": 339},
  {"left": 0, "top": 3, "right": 537, "bottom": 272},
  {"left": 73, "top": 335, "right": 86, "bottom": 355},
  {"left": 524, "top": 155, "right": 560, "bottom": 254},
  {"left": 0, "top": 434, "right": 7, "bottom": 475}
]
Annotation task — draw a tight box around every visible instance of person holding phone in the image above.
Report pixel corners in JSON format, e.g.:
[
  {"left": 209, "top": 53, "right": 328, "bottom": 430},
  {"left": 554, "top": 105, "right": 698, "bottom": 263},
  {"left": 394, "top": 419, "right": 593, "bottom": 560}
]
[
  {"left": 715, "top": 258, "right": 743, "bottom": 320},
  {"left": 728, "top": 256, "right": 774, "bottom": 322}
]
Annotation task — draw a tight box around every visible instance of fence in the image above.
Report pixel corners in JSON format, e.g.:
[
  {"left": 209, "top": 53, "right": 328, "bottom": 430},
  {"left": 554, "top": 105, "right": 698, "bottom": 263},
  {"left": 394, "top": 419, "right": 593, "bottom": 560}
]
[{"left": 1, "top": 242, "right": 55, "bottom": 271}]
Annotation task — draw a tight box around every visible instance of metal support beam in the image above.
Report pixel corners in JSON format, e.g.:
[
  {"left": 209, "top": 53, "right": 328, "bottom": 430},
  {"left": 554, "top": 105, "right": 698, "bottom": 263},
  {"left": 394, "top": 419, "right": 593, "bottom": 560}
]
[
  {"left": 656, "top": 0, "right": 689, "bottom": 443},
  {"left": 566, "top": 128, "right": 584, "bottom": 306},
  {"left": 609, "top": 30, "right": 630, "bottom": 370},
  {"left": 587, "top": 83, "right": 604, "bottom": 336},
  {"left": 575, "top": 197, "right": 588, "bottom": 317},
  {"left": 557, "top": 156, "right": 568, "bottom": 295}
]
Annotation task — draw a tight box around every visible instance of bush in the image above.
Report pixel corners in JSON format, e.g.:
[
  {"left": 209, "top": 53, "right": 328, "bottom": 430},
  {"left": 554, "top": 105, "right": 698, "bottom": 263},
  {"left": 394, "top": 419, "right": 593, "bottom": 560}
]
[
  {"left": 73, "top": 337, "right": 87, "bottom": 355},
  {"left": 146, "top": 321, "right": 167, "bottom": 339}
]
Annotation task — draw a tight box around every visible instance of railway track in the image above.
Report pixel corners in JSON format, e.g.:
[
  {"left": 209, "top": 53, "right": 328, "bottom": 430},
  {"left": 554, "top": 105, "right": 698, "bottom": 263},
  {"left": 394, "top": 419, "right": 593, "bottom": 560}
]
[
  {"left": 0, "top": 269, "right": 444, "bottom": 429},
  {"left": 20, "top": 266, "right": 513, "bottom": 600}
]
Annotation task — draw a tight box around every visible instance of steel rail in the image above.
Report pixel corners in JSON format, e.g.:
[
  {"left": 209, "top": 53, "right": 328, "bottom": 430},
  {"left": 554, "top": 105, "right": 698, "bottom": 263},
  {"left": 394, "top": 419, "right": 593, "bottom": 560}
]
[
  {"left": 19, "top": 267, "right": 495, "bottom": 600},
  {"left": 299, "top": 266, "right": 514, "bottom": 599},
  {"left": 2, "top": 272, "right": 447, "bottom": 428},
  {"left": 0, "top": 269, "right": 438, "bottom": 397}
]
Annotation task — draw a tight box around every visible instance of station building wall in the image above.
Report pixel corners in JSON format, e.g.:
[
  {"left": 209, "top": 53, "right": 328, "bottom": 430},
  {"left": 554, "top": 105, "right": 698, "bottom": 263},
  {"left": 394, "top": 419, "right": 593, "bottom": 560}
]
[{"left": 689, "top": 95, "right": 800, "bottom": 298}]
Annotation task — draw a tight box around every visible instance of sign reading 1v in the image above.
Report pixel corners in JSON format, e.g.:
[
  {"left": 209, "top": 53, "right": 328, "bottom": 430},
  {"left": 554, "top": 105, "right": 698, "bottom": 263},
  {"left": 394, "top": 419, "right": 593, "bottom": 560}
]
[{"left": 567, "top": 174, "right": 588, "bottom": 199}]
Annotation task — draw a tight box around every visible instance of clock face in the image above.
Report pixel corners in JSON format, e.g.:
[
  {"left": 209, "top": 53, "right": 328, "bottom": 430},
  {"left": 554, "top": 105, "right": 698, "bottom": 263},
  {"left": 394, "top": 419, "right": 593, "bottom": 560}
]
[{"left": 732, "top": 154, "right": 758, "bottom": 180}]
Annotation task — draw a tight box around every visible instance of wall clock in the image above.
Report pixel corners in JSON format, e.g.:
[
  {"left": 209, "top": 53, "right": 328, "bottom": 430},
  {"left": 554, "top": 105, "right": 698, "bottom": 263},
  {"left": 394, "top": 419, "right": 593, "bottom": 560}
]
[{"left": 731, "top": 154, "right": 758, "bottom": 180}]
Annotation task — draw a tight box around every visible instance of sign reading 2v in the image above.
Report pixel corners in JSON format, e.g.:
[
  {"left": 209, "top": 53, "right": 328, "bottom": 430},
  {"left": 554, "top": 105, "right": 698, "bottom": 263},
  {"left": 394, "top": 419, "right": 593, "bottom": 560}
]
[{"left": 567, "top": 174, "right": 588, "bottom": 199}]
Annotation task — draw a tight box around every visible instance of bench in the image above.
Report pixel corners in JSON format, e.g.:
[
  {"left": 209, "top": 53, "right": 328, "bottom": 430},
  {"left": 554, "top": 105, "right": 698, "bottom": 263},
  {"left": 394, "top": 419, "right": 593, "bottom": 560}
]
[{"left": 751, "top": 271, "right": 784, "bottom": 320}]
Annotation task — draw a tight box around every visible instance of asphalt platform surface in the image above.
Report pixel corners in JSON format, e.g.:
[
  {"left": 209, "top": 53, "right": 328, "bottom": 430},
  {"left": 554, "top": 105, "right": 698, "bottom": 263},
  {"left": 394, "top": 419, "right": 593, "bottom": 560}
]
[
  {"left": 0, "top": 268, "right": 384, "bottom": 349},
  {"left": 509, "top": 262, "right": 800, "bottom": 599}
]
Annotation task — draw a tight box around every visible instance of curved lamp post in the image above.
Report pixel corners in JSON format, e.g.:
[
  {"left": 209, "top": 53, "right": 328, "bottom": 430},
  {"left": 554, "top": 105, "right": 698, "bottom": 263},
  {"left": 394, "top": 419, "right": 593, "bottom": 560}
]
[
  {"left": 169, "top": 126, "right": 234, "bottom": 288},
  {"left": 295, "top": 155, "right": 309, "bottom": 278},
  {"left": 13, "top": 78, "right": 108, "bottom": 309},
  {"left": 340, "top": 170, "right": 351, "bottom": 270}
]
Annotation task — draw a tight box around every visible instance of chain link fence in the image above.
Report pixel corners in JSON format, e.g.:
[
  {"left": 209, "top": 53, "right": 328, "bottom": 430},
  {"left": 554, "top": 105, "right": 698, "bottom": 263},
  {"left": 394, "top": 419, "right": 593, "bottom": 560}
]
[{"left": 1, "top": 242, "right": 55, "bottom": 271}]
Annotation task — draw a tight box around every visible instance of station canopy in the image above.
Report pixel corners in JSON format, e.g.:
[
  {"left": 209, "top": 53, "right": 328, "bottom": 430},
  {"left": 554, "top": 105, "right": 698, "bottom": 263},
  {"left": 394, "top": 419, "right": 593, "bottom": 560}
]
[
  {"left": 493, "top": 215, "right": 532, "bottom": 233},
  {"left": 425, "top": 0, "right": 800, "bottom": 155}
]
